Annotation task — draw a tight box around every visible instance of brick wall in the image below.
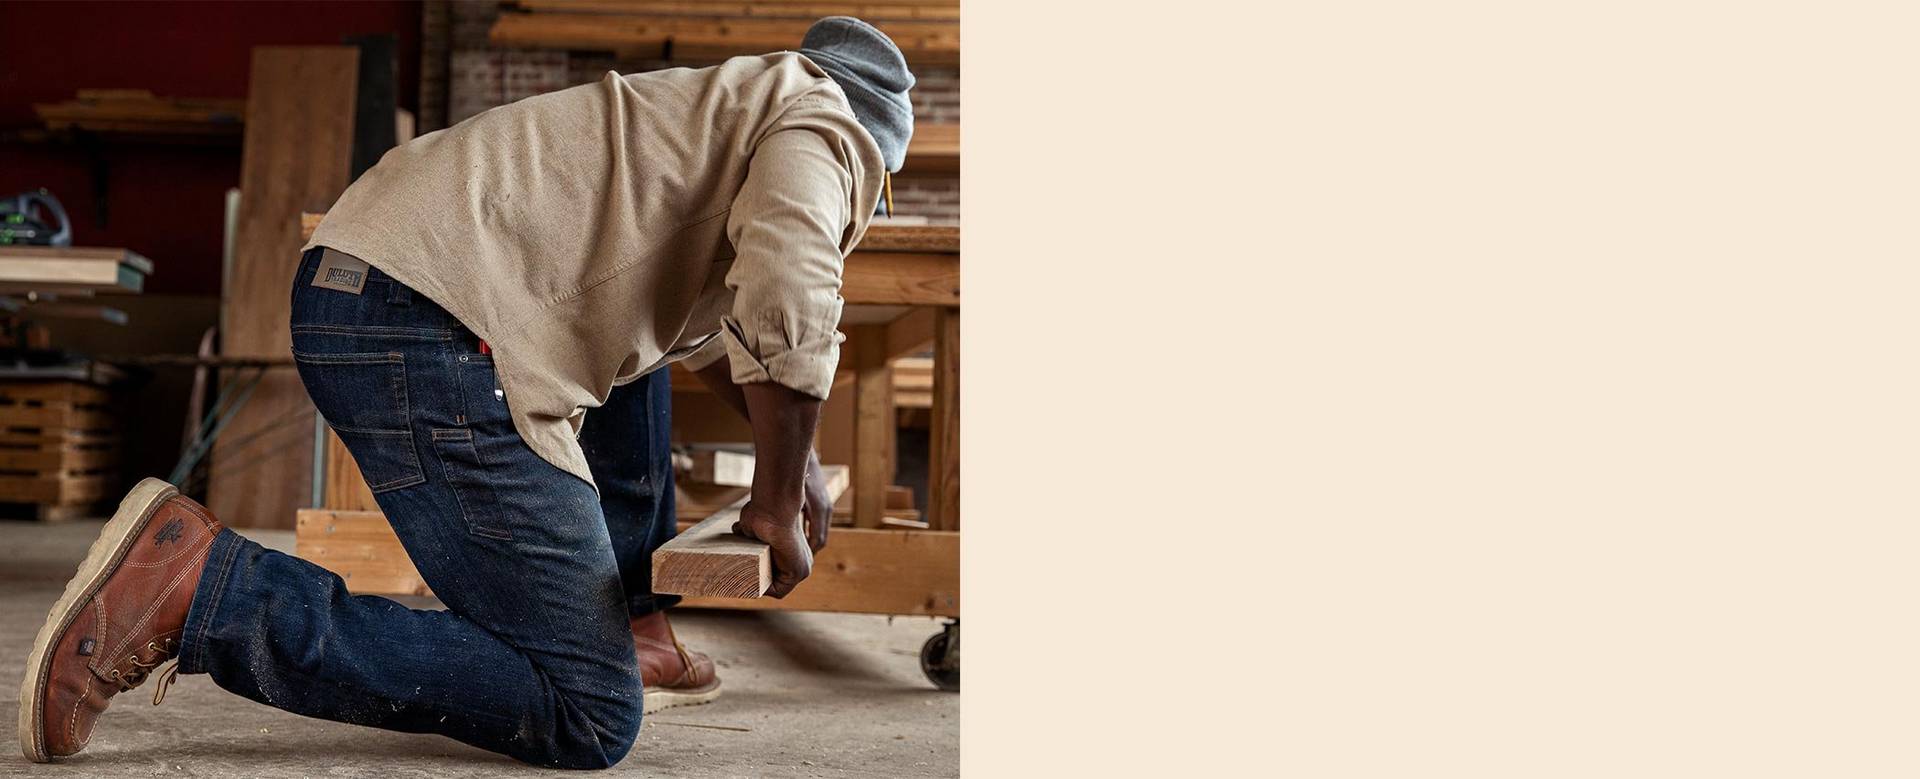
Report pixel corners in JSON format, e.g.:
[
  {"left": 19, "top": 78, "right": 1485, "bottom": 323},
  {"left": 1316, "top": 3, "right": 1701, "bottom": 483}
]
[
  {"left": 419, "top": 1, "right": 450, "bottom": 131},
  {"left": 912, "top": 68, "right": 959, "bottom": 124},
  {"left": 887, "top": 177, "right": 959, "bottom": 223}
]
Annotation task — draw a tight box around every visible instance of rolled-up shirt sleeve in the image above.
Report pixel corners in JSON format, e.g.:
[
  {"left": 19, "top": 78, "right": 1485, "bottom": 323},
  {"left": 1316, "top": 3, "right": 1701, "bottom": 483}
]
[{"left": 718, "top": 126, "right": 854, "bottom": 399}]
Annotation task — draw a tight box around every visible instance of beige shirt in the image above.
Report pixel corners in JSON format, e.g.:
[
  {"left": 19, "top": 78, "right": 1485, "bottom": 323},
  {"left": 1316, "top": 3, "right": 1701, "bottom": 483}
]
[{"left": 305, "top": 53, "right": 886, "bottom": 487}]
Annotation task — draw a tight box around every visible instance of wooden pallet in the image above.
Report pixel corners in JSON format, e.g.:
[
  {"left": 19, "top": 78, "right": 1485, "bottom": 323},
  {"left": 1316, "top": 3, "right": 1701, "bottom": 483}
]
[{"left": 0, "top": 381, "right": 119, "bottom": 518}]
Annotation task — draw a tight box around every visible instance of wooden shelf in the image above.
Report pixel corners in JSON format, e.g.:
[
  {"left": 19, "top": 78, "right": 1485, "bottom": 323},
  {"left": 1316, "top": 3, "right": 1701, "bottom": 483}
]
[
  {"left": 489, "top": 8, "right": 958, "bottom": 67},
  {"left": 34, "top": 90, "right": 244, "bottom": 139},
  {"left": 860, "top": 222, "right": 957, "bottom": 252},
  {"left": 901, "top": 122, "right": 957, "bottom": 177},
  {"left": 0, "top": 247, "right": 152, "bottom": 295}
]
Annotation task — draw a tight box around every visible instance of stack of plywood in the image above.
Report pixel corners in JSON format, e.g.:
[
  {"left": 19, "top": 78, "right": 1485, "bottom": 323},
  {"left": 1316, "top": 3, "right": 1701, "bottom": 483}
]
[{"left": 0, "top": 381, "right": 118, "bottom": 520}]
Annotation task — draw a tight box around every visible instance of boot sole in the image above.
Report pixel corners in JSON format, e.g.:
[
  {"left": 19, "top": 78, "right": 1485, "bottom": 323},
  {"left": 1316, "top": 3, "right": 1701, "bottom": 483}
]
[
  {"left": 17, "top": 478, "right": 179, "bottom": 763},
  {"left": 644, "top": 679, "right": 722, "bottom": 715}
]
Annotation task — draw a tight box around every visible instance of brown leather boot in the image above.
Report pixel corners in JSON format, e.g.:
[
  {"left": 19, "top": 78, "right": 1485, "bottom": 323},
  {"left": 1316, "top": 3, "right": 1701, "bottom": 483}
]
[
  {"left": 631, "top": 611, "right": 720, "bottom": 714},
  {"left": 17, "top": 478, "right": 222, "bottom": 762}
]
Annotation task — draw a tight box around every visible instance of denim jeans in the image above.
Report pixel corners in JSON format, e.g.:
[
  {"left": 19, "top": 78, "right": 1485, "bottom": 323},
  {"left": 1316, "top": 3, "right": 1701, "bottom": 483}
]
[{"left": 176, "top": 248, "right": 681, "bottom": 768}]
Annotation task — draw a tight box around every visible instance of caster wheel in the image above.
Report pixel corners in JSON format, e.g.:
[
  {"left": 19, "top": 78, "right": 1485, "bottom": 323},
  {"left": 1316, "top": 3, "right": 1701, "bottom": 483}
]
[{"left": 920, "top": 621, "right": 959, "bottom": 691}]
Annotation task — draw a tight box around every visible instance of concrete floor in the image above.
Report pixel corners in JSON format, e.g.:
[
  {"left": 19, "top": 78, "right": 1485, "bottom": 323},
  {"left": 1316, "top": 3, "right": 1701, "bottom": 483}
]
[{"left": 0, "top": 518, "right": 957, "bottom": 777}]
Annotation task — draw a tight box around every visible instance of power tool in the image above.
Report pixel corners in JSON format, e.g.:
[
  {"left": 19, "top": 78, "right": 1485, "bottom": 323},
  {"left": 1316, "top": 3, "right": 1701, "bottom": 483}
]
[{"left": 0, "top": 190, "right": 72, "bottom": 246}]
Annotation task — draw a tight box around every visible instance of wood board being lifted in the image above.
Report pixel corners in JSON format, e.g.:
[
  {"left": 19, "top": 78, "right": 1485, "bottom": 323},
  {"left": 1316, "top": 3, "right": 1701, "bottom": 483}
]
[{"left": 652, "top": 464, "right": 847, "bottom": 598}]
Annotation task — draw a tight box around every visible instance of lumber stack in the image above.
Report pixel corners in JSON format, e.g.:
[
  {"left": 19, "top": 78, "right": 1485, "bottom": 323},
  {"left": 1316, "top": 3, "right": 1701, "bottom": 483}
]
[
  {"left": 490, "top": 0, "right": 960, "bottom": 67},
  {"left": 33, "top": 89, "right": 245, "bottom": 138},
  {"left": 0, "top": 381, "right": 119, "bottom": 520}
]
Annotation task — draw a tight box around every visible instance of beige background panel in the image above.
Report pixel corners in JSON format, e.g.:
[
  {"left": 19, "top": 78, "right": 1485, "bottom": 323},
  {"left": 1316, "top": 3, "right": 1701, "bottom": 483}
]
[{"left": 967, "top": 1, "right": 1920, "bottom": 776}]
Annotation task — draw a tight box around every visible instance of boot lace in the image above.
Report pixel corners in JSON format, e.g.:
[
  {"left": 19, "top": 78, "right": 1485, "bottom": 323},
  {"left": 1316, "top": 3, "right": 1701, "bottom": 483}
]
[{"left": 103, "top": 638, "right": 181, "bottom": 705}]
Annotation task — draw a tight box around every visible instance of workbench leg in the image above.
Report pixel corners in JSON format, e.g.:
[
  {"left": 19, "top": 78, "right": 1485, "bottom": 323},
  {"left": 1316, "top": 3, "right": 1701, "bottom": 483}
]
[
  {"left": 852, "top": 325, "right": 893, "bottom": 529},
  {"left": 928, "top": 308, "right": 960, "bottom": 531}
]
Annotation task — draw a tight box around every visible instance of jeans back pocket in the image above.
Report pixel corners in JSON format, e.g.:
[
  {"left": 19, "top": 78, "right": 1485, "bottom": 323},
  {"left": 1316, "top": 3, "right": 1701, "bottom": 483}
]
[{"left": 294, "top": 350, "right": 427, "bottom": 493}]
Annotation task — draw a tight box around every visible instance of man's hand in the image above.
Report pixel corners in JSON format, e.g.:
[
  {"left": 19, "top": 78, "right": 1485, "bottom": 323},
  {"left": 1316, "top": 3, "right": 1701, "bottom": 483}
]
[
  {"left": 733, "top": 380, "right": 825, "bottom": 597},
  {"left": 692, "top": 357, "right": 830, "bottom": 589},
  {"left": 801, "top": 451, "right": 832, "bottom": 552},
  {"left": 732, "top": 501, "right": 813, "bottom": 598}
]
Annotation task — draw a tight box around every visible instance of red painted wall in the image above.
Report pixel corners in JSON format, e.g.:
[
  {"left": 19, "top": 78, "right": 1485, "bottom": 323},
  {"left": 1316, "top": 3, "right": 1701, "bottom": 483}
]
[{"left": 0, "top": 0, "right": 421, "bottom": 296}]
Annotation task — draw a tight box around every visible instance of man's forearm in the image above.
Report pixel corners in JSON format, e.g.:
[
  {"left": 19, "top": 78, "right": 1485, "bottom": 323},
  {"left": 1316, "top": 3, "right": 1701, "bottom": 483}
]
[{"left": 741, "top": 382, "right": 822, "bottom": 518}]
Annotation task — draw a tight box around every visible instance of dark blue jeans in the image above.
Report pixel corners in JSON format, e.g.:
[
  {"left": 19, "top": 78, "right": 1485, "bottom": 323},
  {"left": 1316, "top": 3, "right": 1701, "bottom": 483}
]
[{"left": 176, "top": 248, "right": 680, "bottom": 769}]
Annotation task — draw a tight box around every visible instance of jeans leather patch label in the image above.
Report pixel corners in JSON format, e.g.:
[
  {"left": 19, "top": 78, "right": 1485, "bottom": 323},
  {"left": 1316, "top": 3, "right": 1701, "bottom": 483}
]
[{"left": 311, "top": 248, "right": 370, "bottom": 295}]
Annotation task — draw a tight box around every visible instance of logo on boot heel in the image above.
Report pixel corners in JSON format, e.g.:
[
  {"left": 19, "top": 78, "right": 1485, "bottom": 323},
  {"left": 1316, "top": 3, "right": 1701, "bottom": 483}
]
[{"left": 153, "top": 517, "right": 184, "bottom": 546}]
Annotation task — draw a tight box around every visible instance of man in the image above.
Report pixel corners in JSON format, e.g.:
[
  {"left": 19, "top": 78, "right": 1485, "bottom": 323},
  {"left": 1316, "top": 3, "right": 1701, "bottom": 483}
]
[{"left": 18, "top": 17, "right": 913, "bottom": 769}]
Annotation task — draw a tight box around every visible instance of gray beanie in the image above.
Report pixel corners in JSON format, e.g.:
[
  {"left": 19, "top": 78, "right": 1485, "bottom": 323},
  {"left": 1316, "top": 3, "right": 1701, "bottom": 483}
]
[{"left": 798, "top": 16, "right": 915, "bottom": 172}]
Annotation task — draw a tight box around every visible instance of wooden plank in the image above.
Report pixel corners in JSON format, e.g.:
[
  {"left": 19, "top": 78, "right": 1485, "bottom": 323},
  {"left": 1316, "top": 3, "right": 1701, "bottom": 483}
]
[
  {"left": 209, "top": 47, "right": 359, "bottom": 530},
  {"left": 0, "top": 404, "right": 112, "bottom": 431},
  {"left": 842, "top": 251, "right": 958, "bottom": 306},
  {"left": 884, "top": 305, "right": 936, "bottom": 358},
  {"left": 0, "top": 246, "right": 153, "bottom": 274},
  {"left": 900, "top": 122, "right": 958, "bottom": 177},
  {"left": 35, "top": 95, "right": 245, "bottom": 126},
  {"left": 0, "top": 262, "right": 140, "bottom": 289},
  {"left": 0, "top": 381, "right": 110, "bottom": 405},
  {"left": 857, "top": 223, "right": 957, "bottom": 253},
  {"left": 0, "top": 447, "right": 115, "bottom": 473},
  {"left": 682, "top": 446, "right": 755, "bottom": 487},
  {"left": 0, "top": 429, "right": 116, "bottom": 448},
  {"left": 651, "top": 464, "right": 848, "bottom": 598},
  {"left": 927, "top": 307, "right": 958, "bottom": 530},
  {"left": 295, "top": 509, "right": 434, "bottom": 596},
  {"left": 850, "top": 326, "right": 892, "bottom": 529},
  {"left": 0, "top": 473, "right": 110, "bottom": 505},
  {"left": 816, "top": 369, "right": 855, "bottom": 472},
  {"left": 893, "top": 356, "right": 931, "bottom": 390}
]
